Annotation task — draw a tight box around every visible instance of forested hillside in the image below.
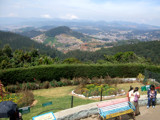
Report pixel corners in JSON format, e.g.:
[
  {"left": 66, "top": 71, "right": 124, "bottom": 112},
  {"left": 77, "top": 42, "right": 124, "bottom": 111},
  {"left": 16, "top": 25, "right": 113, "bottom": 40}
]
[
  {"left": 18, "top": 30, "right": 42, "bottom": 38},
  {"left": 45, "top": 26, "right": 86, "bottom": 40},
  {"left": 65, "top": 41, "right": 160, "bottom": 64},
  {"left": 0, "top": 31, "right": 63, "bottom": 58}
]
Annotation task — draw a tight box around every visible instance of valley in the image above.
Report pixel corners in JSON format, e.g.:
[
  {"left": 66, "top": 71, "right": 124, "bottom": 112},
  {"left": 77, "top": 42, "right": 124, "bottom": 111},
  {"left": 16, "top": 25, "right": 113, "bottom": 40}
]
[{"left": 31, "top": 26, "right": 108, "bottom": 53}]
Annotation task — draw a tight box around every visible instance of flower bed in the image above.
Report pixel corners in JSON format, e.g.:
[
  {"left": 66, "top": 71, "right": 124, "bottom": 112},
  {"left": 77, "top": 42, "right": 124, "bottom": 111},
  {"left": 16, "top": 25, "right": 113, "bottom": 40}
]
[
  {"left": 0, "top": 91, "right": 34, "bottom": 108},
  {"left": 73, "top": 84, "right": 125, "bottom": 98},
  {"left": 0, "top": 93, "right": 22, "bottom": 103}
]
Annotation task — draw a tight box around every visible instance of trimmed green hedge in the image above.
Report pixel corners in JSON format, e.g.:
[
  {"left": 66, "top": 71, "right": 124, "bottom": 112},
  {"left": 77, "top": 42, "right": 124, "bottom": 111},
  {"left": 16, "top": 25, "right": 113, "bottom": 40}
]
[{"left": 0, "top": 64, "right": 160, "bottom": 85}]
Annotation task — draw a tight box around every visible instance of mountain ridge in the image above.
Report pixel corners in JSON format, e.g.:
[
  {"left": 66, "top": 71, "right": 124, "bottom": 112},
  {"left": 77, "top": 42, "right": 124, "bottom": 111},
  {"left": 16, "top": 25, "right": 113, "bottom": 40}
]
[{"left": 0, "top": 30, "right": 63, "bottom": 58}]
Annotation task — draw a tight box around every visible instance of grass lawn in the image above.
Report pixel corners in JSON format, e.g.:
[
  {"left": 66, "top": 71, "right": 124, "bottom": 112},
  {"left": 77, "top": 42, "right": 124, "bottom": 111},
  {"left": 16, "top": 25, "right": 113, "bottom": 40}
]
[
  {"left": 22, "top": 86, "right": 97, "bottom": 120},
  {"left": 116, "top": 82, "right": 147, "bottom": 95}
]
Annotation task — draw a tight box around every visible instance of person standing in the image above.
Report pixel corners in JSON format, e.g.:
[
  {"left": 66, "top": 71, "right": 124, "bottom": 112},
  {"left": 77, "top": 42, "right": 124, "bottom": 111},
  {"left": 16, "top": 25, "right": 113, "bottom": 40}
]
[
  {"left": 147, "top": 84, "right": 157, "bottom": 108},
  {"left": 128, "top": 86, "right": 135, "bottom": 120},
  {"left": 133, "top": 87, "right": 140, "bottom": 116},
  {"left": 128, "top": 86, "right": 134, "bottom": 105}
]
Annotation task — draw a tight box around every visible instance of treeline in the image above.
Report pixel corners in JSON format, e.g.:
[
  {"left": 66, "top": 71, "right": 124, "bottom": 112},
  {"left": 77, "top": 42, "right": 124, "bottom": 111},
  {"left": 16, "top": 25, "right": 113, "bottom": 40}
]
[
  {"left": 0, "top": 44, "right": 56, "bottom": 69},
  {"left": 64, "top": 41, "right": 160, "bottom": 64},
  {"left": 0, "top": 44, "right": 149, "bottom": 69}
]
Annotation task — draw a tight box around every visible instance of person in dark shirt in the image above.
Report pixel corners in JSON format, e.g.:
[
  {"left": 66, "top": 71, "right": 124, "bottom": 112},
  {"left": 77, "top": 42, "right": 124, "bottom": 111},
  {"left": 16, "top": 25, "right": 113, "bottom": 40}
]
[{"left": 147, "top": 84, "right": 157, "bottom": 108}]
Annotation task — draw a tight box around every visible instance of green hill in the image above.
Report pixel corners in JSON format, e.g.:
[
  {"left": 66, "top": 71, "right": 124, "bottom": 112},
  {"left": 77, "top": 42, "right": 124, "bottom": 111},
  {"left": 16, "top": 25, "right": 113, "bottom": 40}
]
[
  {"left": 0, "top": 31, "right": 63, "bottom": 58},
  {"left": 32, "top": 26, "right": 93, "bottom": 53},
  {"left": 45, "top": 26, "right": 87, "bottom": 41}
]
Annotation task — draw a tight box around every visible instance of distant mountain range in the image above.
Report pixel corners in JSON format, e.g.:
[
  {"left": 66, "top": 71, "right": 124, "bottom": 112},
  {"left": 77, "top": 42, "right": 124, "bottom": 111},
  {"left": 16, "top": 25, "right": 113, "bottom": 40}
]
[
  {"left": 1, "top": 18, "right": 160, "bottom": 42},
  {"left": 0, "top": 17, "right": 160, "bottom": 30}
]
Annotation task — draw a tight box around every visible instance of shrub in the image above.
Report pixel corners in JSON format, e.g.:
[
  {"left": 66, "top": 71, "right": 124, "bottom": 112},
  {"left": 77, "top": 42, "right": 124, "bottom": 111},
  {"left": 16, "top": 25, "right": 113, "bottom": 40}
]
[
  {"left": 42, "top": 81, "right": 51, "bottom": 89},
  {"left": 50, "top": 81, "right": 55, "bottom": 87},
  {"left": 72, "top": 77, "right": 80, "bottom": 85},
  {"left": 60, "top": 78, "right": 72, "bottom": 85},
  {"left": 1, "top": 64, "right": 160, "bottom": 85},
  {"left": 7, "top": 85, "right": 19, "bottom": 93},
  {"left": 18, "top": 90, "right": 34, "bottom": 107}
]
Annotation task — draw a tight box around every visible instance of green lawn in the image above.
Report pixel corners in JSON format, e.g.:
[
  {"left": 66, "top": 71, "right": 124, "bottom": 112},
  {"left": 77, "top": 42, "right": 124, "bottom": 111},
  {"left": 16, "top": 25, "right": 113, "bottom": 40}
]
[
  {"left": 115, "top": 82, "right": 147, "bottom": 95},
  {"left": 22, "top": 86, "right": 97, "bottom": 120}
]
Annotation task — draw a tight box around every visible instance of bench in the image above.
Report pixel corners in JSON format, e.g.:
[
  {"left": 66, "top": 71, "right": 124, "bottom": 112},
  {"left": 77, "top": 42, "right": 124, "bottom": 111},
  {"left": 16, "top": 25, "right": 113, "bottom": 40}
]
[
  {"left": 19, "top": 106, "right": 30, "bottom": 114},
  {"left": 97, "top": 97, "right": 135, "bottom": 120}
]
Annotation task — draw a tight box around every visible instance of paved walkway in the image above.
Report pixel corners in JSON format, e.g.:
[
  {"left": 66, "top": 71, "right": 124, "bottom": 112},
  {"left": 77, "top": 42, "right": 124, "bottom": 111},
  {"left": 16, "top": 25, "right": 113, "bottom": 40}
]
[
  {"left": 82, "top": 105, "right": 160, "bottom": 120},
  {"left": 136, "top": 105, "right": 160, "bottom": 120}
]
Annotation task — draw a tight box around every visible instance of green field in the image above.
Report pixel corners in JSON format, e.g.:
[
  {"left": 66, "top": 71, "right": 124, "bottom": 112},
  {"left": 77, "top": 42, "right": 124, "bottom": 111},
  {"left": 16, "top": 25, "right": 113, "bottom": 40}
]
[
  {"left": 44, "top": 37, "right": 64, "bottom": 47},
  {"left": 21, "top": 86, "right": 96, "bottom": 120}
]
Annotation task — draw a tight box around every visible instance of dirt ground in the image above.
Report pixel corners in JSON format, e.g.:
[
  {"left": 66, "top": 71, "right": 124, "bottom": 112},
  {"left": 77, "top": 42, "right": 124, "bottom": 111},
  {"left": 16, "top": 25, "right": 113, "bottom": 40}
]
[{"left": 81, "top": 105, "right": 160, "bottom": 120}]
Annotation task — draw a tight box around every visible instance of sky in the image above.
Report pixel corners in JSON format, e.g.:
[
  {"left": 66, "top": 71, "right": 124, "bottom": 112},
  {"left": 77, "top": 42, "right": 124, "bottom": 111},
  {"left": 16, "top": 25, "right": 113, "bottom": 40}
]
[{"left": 0, "top": 0, "right": 160, "bottom": 26}]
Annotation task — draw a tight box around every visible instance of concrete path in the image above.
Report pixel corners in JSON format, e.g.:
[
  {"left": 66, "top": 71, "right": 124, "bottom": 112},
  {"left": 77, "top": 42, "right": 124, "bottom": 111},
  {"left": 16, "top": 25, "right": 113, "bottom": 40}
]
[
  {"left": 136, "top": 105, "right": 160, "bottom": 120},
  {"left": 82, "top": 105, "right": 160, "bottom": 120}
]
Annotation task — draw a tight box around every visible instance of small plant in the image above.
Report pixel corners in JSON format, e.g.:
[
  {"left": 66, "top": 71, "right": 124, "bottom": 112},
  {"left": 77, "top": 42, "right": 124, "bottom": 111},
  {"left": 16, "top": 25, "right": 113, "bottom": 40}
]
[
  {"left": 7, "top": 85, "right": 19, "bottom": 93},
  {"left": 72, "top": 77, "right": 80, "bottom": 85},
  {"left": 60, "top": 78, "right": 72, "bottom": 85},
  {"left": 137, "top": 73, "right": 145, "bottom": 82},
  {"left": 18, "top": 90, "right": 34, "bottom": 107},
  {"left": 42, "top": 81, "right": 51, "bottom": 89}
]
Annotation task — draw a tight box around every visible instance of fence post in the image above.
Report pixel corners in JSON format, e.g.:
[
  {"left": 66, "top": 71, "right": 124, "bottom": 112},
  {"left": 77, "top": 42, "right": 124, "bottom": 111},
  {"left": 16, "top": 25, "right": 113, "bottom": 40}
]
[
  {"left": 100, "top": 88, "right": 103, "bottom": 101},
  {"left": 71, "top": 96, "right": 73, "bottom": 108}
]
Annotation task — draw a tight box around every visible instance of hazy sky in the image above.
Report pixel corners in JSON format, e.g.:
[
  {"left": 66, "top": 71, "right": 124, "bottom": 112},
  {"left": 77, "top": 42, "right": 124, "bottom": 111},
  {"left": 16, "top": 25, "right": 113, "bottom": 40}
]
[{"left": 0, "top": 0, "right": 160, "bottom": 26}]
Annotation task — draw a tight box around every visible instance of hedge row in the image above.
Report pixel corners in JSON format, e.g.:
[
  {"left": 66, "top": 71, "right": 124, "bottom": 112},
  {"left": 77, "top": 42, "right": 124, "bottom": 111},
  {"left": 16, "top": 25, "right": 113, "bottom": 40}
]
[{"left": 0, "top": 64, "right": 160, "bottom": 85}]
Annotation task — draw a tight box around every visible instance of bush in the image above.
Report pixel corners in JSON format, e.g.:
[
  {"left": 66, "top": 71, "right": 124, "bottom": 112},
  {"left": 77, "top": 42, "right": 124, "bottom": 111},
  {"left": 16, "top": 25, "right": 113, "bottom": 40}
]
[
  {"left": 72, "top": 77, "right": 80, "bottom": 85},
  {"left": 60, "top": 78, "right": 72, "bottom": 86},
  {"left": 42, "top": 81, "right": 51, "bottom": 89},
  {"left": 1, "top": 64, "right": 160, "bottom": 85},
  {"left": 18, "top": 90, "right": 34, "bottom": 107},
  {"left": 7, "top": 85, "right": 19, "bottom": 93}
]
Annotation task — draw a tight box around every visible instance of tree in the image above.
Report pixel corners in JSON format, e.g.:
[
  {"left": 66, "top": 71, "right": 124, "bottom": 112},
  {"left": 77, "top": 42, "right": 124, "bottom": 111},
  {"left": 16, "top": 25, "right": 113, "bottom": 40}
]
[{"left": 2, "top": 44, "right": 12, "bottom": 57}]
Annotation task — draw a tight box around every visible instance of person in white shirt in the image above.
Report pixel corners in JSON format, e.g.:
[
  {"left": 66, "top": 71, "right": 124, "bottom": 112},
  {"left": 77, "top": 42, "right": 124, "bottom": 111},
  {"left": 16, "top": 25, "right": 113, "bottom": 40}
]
[
  {"left": 128, "top": 86, "right": 134, "bottom": 105},
  {"left": 133, "top": 87, "right": 140, "bottom": 116},
  {"left": 128, "top": 86, "right": 135, "bottom": 120}
]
